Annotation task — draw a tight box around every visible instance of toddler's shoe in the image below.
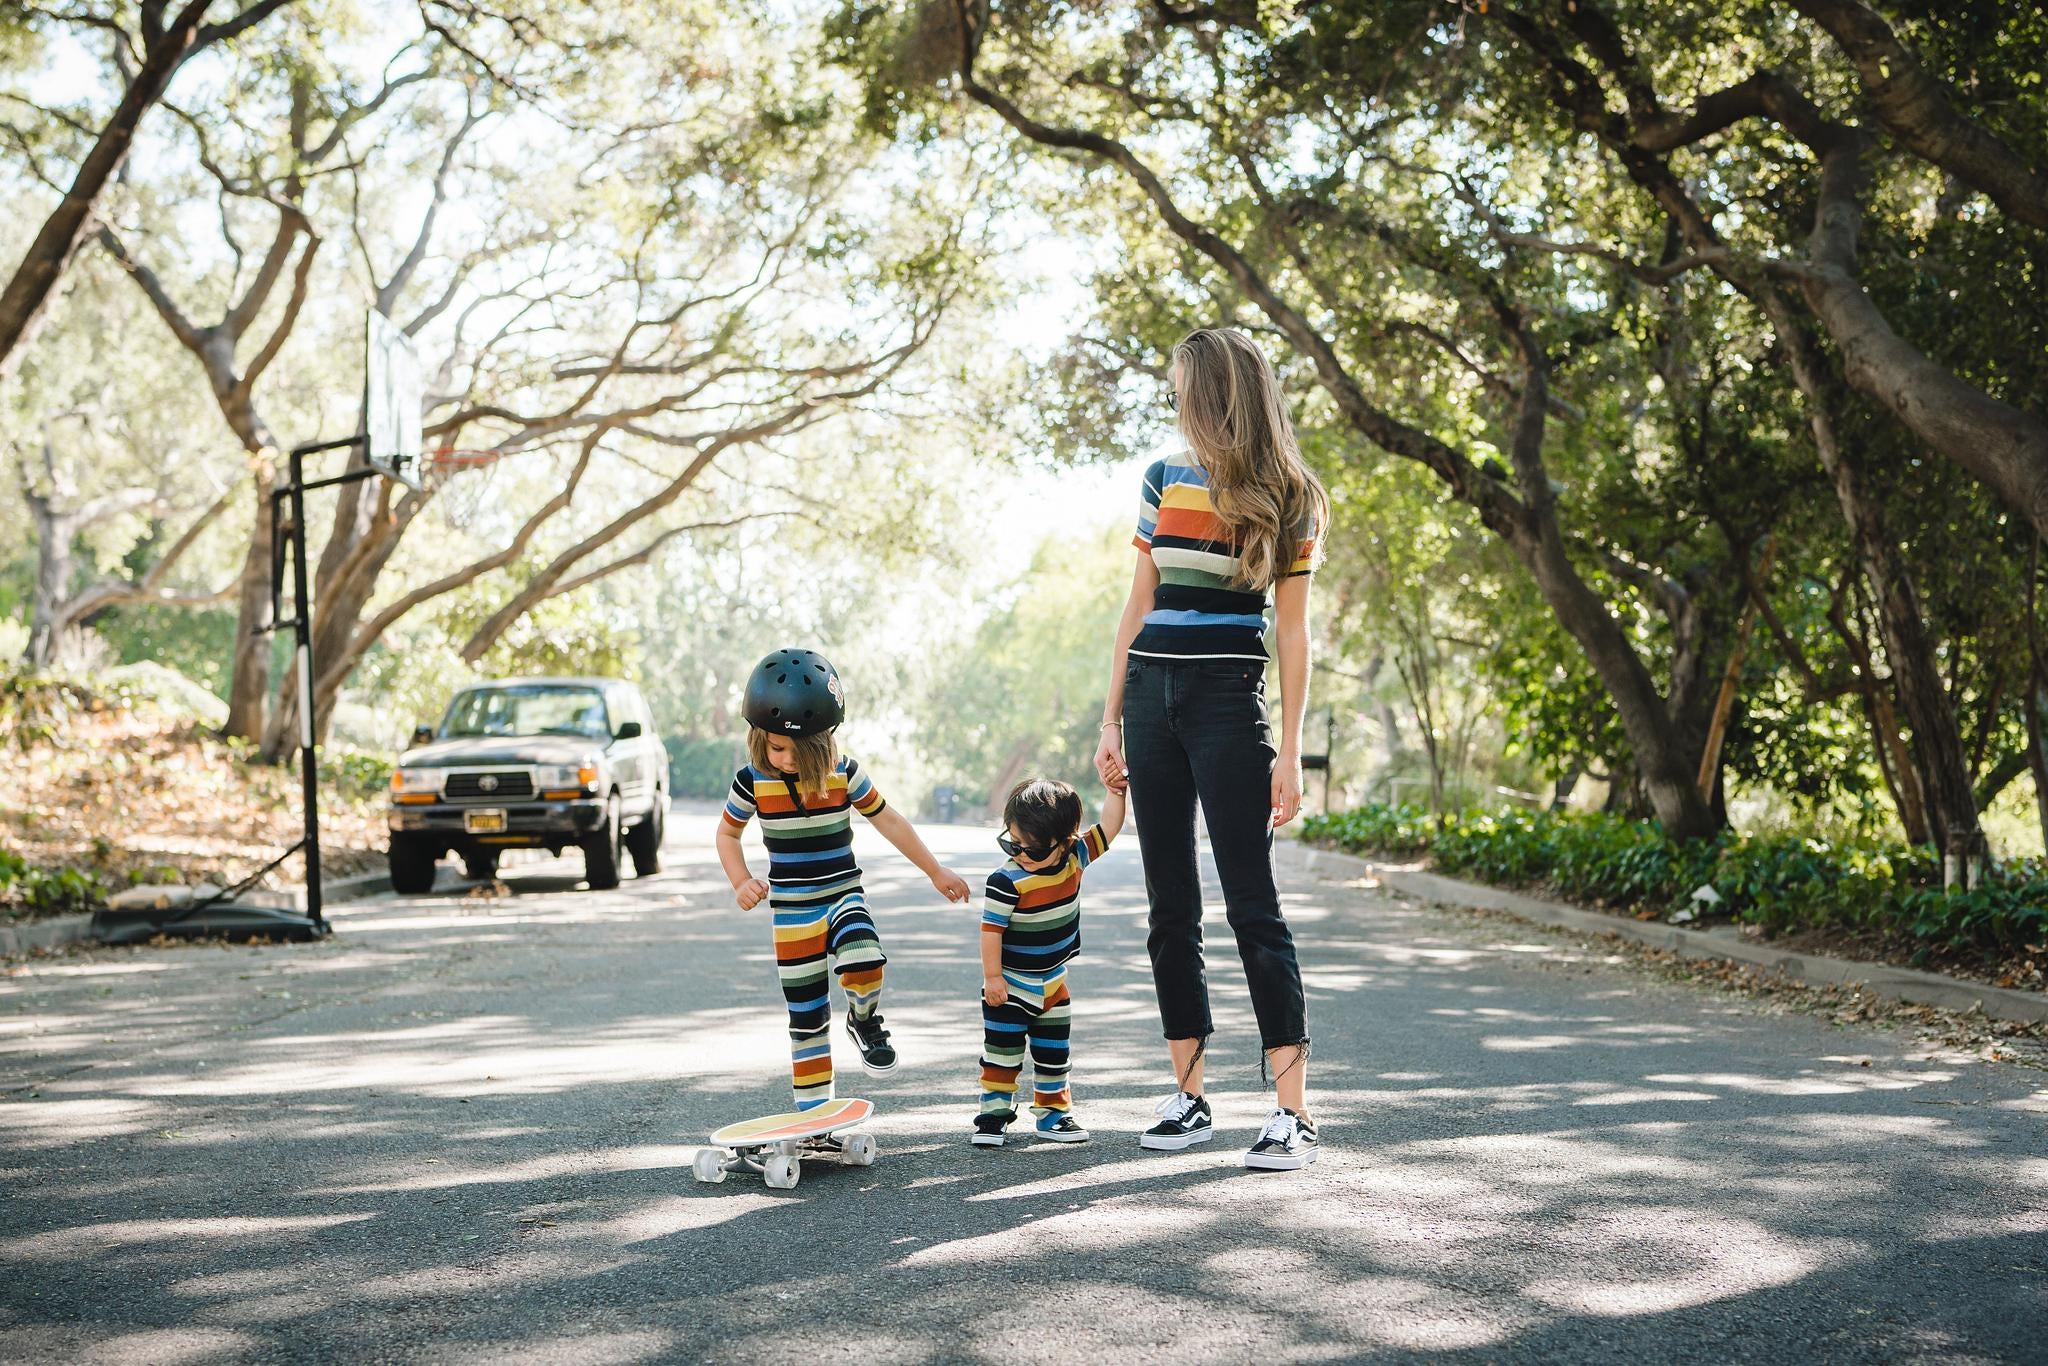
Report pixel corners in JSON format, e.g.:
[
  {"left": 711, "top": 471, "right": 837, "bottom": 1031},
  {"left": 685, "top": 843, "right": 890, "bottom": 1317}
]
[
  {"left": 971, "top": 1112, "right": 1014, "bottom": 1147},
  {"left": 1034, "top": 1112, "right": 1089, "bottom": 1144},
  {"left": 844, "top": 1009, "right": 897, "bottom": 1073},
  {"left": 1140, "top": 1090, "right": 1213, "bottom": 1150},
  {"left": 1242, "top": 1107, "right": 1320, "bottom": 1170}
]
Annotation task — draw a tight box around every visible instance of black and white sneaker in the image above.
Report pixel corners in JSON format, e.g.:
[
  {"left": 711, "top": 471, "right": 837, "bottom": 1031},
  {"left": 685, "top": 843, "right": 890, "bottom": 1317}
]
[
  {"left": 844, "top": 1010, "right": 897, "bottom": 1074},
  {"left": 971, "top": 1112, "right": 1014, "bottom": 1147},
  {"left": 1242, "top": 1107, "right": 1319, "bottom": 1170},
  {"left": 1034, "top": 1112, "right": 1090, "bottom": 1143},
  {"left": 1139, "top": 1091, "right": 1213, "bottom": 1150}
]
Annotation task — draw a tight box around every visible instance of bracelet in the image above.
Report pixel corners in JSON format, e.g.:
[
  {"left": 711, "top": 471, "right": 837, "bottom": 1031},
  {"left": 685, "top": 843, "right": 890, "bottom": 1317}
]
[{"left": 1100, "top": 720, "right": 1122, "bottom": 730}]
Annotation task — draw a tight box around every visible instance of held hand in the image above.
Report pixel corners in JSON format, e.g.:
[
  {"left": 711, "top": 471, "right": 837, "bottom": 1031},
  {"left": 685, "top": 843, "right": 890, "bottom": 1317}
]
[
  {"left": 1271, "top": 752, "right": 1303, "bottom": 828},
  {"left": 1094, "top": 725, "right": 1129, "bottom": 794},
  {"left": 982, "top": 976, "right": 1009, "bottom": 1007},
  {"left": 734, "top": 878, "right": 770, "bottom": 911},
  {"left": 931, "top": 866, "right": 971, "bottom": 903}
]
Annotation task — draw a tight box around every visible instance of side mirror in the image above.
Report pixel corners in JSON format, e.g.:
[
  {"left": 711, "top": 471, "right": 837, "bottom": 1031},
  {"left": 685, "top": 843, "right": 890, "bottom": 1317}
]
[
  {"left": 613, "top": 720, "right": 642, "bottom": 740},
  {"left": 410, "top": 724, "right": 434, "bottom": 746}
]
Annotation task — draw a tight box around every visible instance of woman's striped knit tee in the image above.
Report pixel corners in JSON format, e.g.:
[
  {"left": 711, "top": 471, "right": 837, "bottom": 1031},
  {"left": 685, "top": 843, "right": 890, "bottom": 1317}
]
[
  {"left": 723, "top": 757, "right": 886, "bottom": 890},
  {"left": 1131, "top": 449, "right": 1317, "bottom": 661}
]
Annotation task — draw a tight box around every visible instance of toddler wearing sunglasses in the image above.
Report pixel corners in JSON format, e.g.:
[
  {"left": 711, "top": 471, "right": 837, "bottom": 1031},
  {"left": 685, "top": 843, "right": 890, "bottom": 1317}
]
[{"left": 972, "top": 776, "right": 1126, "bottom": 1146}]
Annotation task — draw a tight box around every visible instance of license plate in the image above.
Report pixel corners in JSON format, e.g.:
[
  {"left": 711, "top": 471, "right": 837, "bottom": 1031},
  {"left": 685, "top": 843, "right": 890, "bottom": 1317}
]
[{"left": 464, "top": 808, "right": 508, "bottom": 834}]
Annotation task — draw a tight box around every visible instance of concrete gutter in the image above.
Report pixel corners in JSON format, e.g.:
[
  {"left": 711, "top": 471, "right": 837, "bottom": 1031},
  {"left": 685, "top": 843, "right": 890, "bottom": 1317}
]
[
  {"left": 1, "top": 869, "right": 391, "bottom": 957},
  {"left": 1284, "top": 842, "right": 2048, "bottom": 1027}
]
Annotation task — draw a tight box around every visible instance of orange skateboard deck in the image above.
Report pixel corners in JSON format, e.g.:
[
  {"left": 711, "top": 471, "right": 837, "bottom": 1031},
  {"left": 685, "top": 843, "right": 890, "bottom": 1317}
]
[{"left": 694, "top": 1097, "right": 876, "bottom": 1189}]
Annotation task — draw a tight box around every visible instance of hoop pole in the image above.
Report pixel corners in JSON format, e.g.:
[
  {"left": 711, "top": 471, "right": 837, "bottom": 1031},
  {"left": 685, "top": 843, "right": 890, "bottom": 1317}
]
[{"left": 286, "top": 442, "right": 327, "bottom": 933}]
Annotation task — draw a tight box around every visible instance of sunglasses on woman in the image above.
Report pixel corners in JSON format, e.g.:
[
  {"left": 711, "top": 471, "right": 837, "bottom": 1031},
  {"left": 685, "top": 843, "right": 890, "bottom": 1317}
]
[{"left": 997, "top": 832, "right": 1069, "bottom": 862}]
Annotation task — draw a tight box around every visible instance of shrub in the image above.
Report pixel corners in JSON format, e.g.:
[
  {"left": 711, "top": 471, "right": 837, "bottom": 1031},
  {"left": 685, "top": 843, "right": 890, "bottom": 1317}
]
[
  {"left": 0, "top": 850, "right": 104, "bottom": 916},
  {"left": 1304, "top": 802, "right": 2046, "bottom": 955}
]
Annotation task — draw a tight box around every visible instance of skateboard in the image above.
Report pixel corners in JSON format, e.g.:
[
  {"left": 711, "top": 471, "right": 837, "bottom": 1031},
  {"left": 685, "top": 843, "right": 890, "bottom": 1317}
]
[{"left": 693, "top": 1096, "right": 877, "bottom": 1189}]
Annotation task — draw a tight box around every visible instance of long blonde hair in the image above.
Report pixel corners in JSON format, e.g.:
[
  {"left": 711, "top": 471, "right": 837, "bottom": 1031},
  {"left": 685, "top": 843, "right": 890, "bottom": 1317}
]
[
  {"left": 748, "top": 726, "right": 838, "bottom": 801},
  {"left": 1173, "top": 327, "right": 1329, "bottom": 590}
]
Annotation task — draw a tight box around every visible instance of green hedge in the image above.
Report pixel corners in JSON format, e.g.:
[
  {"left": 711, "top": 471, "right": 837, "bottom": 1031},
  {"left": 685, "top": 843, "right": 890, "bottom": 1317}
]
[{"left": 1300, "top": 803, "right": 2046, "bottom": 955}]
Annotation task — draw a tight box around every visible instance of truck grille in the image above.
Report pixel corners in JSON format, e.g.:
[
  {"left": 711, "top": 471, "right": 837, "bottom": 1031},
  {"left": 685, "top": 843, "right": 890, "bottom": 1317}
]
[{"left": 444, "top": 770, "right": 534, "bottom": 800}]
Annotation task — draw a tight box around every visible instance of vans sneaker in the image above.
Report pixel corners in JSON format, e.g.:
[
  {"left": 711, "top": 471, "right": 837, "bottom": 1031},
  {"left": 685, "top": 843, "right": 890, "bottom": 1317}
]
[
  {"left": 1242, "top": 1107, "right": 1319, "bottom": 1170},
  {"left": 844, "top": 1009, "right": 897, "bottom": 1074},
  {"left": 1034, "top": 1112, "right": 1090, "bottom": 1144},
  {"left": 1139, "top": 1091, "right": 1213, "bottom": 1150},
  {"left": 971, "top": 1112, "right": 1014, "bottom": 1148}
]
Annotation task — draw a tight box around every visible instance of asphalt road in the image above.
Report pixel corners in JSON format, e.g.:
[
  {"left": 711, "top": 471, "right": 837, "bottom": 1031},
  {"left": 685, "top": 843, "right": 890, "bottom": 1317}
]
[{"left": 2, "top": 804, "right": 2043, "bottom": 1364}]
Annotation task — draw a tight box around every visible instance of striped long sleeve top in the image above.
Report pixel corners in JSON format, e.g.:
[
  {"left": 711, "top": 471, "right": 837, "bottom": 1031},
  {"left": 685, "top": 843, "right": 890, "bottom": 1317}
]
[{"left": 723, "top": 757, "right": 887, "bottom": 890}]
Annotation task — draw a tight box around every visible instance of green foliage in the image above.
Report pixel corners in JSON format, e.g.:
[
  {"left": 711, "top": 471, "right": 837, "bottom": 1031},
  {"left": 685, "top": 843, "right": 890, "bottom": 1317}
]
[
  {"left": 323, "top": 748, "right": 394, "bottom": 801},
  {"left": 1302, "top": 803, "right": 2047, "bottom": 954},
  {"left": 0, "top": 668, "right": 94, "bottom": 748},
  {"left": 0, "top": 849, "right": 103, "bottom": 916},
  {"left": 664, "top": 735, "right": 743, "bottom": 799}
]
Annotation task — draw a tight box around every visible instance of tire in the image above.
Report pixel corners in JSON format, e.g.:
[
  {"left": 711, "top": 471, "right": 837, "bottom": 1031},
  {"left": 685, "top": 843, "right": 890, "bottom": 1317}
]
[
  {"left": 461, "top": 849, "right": 499, "bottom": 883},
  {"left": 626, "top": 794, "right": 664, "bottom": 877},
  {"left": 763, "top": 1154, "right": 800, "bottom": 1189},
  {"left": 582, "top": 794, "right": 623, "bottom": 890},
  {"left": 388, "top": 835, "right": 439, "bottom": 895},
  {"left": 842, "top": 1133, "right": 877, "bottom": 1167},
  {"left": 692, "top": 1149, "right": 727, "bottom": 1184}
]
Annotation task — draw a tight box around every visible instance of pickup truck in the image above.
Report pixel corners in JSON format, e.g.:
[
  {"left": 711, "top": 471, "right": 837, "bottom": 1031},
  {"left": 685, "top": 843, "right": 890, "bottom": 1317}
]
[{"left": 386, "top": 676, "right": 669, "bottom": 893}]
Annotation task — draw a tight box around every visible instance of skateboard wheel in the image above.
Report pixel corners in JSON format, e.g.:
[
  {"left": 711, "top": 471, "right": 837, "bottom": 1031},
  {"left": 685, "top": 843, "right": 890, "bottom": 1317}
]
[
  {"left": 763, "top": 1154, "right": 800, "bottom": 1189},
  {"left": 843, "top": 1133, "right": 877, "bottom": 1166},
  {"left": 692, "top": 1149, "right": 727, "bottom": 1184}
]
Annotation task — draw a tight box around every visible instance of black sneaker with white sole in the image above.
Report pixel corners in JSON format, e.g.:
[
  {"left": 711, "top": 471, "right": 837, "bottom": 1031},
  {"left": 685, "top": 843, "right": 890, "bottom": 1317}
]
[
  {"left": 1242, "top": 1107, "right": 1319, "bottom": 1170},
  {"left": 1034, "top": 1112, "right": 1089, "bottom": 1143},
  {"left": 1139, "top": 1091, "right": 1213, "bottom": 1150},
  {"left": 971, "top": 1112, "right": 1014, "bottom": 1147},
  {"left": 844, "top": 1009, "right": 897, "bottom": 1073}
]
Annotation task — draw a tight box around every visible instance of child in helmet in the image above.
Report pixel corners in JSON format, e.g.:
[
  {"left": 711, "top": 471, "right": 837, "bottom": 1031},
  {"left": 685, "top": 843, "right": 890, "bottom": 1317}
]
[
  {"left": 715, "top": 648, "right": 970, "bottom": 1111},
  {"left": 972, "top": 775, "right": 1125, "bottom": 1147}
]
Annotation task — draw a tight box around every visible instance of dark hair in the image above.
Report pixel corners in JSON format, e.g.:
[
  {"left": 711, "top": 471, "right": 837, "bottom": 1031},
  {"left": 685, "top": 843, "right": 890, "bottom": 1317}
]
[{"left": 1004, "top": 777, "right": 1082, "bottom": 850}]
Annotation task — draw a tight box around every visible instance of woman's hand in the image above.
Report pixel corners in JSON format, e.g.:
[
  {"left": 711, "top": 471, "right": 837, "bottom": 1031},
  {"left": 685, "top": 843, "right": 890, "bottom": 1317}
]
[
  {"left": 1094, "top": 722, "right": 1128, "bottom": 793},
  {"left": 931, "top": 866, "right": 971, "bottom": 903},
  {"left": 734, "top": 877, "right": 770, "bottom": 911},
  {"left": 1271, "top": 748, "right": 1303, "bottom": 828}
]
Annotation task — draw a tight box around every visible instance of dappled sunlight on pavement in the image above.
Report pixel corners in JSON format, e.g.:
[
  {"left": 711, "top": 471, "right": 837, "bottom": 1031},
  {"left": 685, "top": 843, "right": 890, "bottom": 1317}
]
[{"left": 1, "top": 810, "right": 2042, "bottom": 1361}]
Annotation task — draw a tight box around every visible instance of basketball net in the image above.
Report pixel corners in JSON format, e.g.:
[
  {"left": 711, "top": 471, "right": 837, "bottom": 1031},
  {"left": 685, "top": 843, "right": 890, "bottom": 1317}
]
[{"left": 430, "top": 446, "right": 503, "bottom": 530}]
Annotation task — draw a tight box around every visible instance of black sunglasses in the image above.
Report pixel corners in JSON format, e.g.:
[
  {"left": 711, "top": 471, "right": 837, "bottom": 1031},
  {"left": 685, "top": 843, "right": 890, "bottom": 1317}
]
[{"left": 998, "top": 832, "right": 1069, "bottom": 862}]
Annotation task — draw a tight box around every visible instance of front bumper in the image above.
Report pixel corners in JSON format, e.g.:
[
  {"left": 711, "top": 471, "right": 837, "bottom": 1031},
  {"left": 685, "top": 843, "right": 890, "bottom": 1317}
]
[{"left": 388, "top": 798, "right": 607, "bottom": 847}]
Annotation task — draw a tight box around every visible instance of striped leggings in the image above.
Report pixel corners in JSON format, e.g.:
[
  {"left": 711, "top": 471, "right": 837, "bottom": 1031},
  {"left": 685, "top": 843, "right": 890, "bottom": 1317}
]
[
  {"left": 979, "top": 964, "right": 1072, "bottom": 1119},
  {"left": 772, "top": 886, "right": 885, "bottom": 1110}
]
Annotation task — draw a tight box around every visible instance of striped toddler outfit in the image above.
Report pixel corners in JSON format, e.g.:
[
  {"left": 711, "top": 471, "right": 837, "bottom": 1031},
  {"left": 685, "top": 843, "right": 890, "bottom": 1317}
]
[
  {"left": 978, "top": 822, "right": 1112, "bottom": 1119},
  {"left": 724, "top": 756, "right": 889, "bottom": 1110},
  {"left": 1131, "top": 448, "right": 1317, "bottom": 661}
]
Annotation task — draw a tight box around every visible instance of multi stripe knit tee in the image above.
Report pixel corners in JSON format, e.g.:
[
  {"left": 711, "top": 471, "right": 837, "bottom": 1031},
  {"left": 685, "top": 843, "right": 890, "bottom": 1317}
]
[
  {"left": 1131, "top": 448, "right": 1318, "bottom": 661},
  {"left": 723, "top": 756, "right": 887, "bottom": 891},
  {"left": 982, "top": 823, "right": 1112, "bottom": 973}
]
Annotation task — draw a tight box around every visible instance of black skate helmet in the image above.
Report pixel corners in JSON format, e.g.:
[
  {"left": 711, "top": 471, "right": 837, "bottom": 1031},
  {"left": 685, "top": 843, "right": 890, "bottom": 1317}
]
[{"left": 742, "top": 648, "right": 845, "bottom": 736}]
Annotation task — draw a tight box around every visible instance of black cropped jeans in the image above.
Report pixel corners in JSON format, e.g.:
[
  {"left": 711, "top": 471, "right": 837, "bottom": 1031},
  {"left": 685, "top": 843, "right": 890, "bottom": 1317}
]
[{"left": 1123, "top": 655, "right": 1309, "bottom": 1053}]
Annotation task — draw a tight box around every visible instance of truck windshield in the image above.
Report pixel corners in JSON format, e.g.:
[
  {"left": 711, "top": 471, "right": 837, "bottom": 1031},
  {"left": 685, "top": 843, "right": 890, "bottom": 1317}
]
[{"left": 441, "top": 686, "right": 611, "bottom": 740}]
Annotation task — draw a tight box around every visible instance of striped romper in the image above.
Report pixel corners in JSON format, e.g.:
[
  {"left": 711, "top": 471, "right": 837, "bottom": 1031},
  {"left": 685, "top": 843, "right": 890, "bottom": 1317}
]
[
  {"left": 979, "top": 823, "right": 1112, "bottom": 1120},
  {"left": 723, "top": 757, "right": 889, "bottom": 1111}
]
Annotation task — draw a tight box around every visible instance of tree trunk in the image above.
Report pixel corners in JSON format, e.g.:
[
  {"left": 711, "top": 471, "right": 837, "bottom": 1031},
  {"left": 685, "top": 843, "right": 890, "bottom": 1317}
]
[
  {"left": 0, "top": 1, "right": 217, "bottom": 383},
  {"left": 24, "top": 499, "right": 75, "bottom": 668},
  {"left": 224, "top": 482, "right": 276, "bottom": 739},
  {"left": 2027, "top": 674, "right": 2048, "bottom": 859}
]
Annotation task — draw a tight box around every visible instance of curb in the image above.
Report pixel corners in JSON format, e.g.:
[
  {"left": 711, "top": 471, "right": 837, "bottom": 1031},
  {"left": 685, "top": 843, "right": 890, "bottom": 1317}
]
[
  {"left": 1, "top": 871, "right": 390, "bottom": 958},
  {"left": 0, "top": 913, "right": 95, "bottom": 956},
  {"left": 1283, "top": 843, "right": 2048, "bottom": 1027}
]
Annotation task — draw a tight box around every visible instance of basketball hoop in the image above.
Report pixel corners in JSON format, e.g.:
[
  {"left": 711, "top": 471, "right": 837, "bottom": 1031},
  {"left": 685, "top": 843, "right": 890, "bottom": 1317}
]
[{"left": 429, "top": 444, "right": 503, "bottom": 530}]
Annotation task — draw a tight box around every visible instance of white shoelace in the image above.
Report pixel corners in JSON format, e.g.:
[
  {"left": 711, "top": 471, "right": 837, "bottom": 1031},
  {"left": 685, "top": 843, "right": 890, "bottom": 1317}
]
[
  {"left": 1154, "top": 1091, "right": 1199, "bottom": 1123},
  {"left": 1257, "top": 1109, "right": 1296, "bottom": 1145}
]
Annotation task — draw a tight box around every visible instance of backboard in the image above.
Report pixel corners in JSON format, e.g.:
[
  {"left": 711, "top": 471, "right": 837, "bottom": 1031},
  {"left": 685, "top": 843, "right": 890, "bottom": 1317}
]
[{"left": 365, "top": 311, "right": 425, "bottom": 490}]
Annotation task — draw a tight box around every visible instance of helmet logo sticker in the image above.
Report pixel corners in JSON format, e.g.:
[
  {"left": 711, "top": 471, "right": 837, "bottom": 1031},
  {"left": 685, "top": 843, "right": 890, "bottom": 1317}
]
[{"left": 826, "top": 673, "right": 845, "bottom": 707}]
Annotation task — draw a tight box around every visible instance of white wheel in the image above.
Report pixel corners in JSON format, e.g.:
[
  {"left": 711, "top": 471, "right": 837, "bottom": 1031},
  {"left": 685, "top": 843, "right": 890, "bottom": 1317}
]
[
  {"left": 692, "top": 1149, "right": 727, "bottom": 1184},
  {"left": 843, "top": 1133, "right": 877, "bottom": 1166},
  {"left": 763, "top": 1154, "right": 800, "bottom": 1189}
]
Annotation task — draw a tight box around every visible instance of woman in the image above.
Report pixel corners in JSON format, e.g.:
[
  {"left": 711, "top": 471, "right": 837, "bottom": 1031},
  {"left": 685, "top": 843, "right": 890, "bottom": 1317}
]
[{"left": 1094, "top": 326, "right": 1328, "bottom": 1171}]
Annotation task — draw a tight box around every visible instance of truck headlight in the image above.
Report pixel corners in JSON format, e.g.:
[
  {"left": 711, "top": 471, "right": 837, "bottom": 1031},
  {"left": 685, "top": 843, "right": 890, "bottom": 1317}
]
[
  {"left": 536, "top": 760, "right": 601, "bottom": 793},
  {"left": 390, "top": 767, "right": 447, "bottom": 800}
]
